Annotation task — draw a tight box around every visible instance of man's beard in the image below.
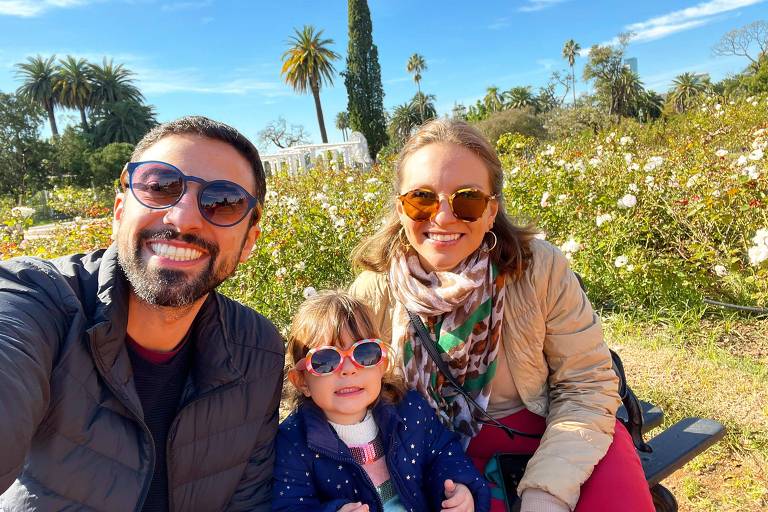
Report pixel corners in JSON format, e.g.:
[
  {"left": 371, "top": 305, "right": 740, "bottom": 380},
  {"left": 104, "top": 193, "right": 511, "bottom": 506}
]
[{"left": 117, "top": 228, "right": 241, "bottom": 308}]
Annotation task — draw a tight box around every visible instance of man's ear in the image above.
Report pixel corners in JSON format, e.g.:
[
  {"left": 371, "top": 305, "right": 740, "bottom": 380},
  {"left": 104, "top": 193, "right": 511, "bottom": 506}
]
[
  {"left": 112, "top": 192, "right": 125, "bottom": 242},
  {"left": 239, "top": 219, "right": 261, "bottom": 263},
  {"left": 288, "top": 368, "right": 311, "bottom": 397}
]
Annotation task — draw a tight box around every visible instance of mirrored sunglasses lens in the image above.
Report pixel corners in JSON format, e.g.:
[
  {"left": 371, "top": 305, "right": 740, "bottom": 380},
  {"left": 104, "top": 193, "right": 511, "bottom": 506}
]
[
  {"left": 132, "top": 163, "right": 183, "bottom": 207},
  {"left": 353, "top": 342, "right": 383, "bottom": 367},
  {"left": 403, "top": 190, "right": 437, "bottom": 221},
  {"left": 452, "top": 190, "right": 487, "bottom": 221},
  {"left": 199, "top": 182, "right": 249, "bottom": 226},
  {"left": 310, "top": 348, "right": 342, "bottom": 374}
]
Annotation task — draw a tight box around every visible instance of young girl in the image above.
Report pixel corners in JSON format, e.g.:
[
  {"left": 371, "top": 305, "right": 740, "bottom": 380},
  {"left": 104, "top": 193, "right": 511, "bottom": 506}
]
[{"left": 272, "top": 290, "right": 490, "bottom": 512}]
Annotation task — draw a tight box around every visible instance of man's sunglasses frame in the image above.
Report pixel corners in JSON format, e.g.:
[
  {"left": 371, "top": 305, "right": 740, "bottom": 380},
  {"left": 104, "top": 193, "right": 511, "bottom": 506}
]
[
  {"left": 123, "top": 160, "right": 260, "bottom": 227},
  {"left": 398, "top": 187, "right": 497, "bottom": 222}
]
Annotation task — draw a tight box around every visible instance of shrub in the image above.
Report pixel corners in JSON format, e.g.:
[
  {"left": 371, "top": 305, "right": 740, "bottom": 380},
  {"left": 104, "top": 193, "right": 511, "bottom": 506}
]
[{"left": 473, "top": 107, "right": 545, "bottom": 145}]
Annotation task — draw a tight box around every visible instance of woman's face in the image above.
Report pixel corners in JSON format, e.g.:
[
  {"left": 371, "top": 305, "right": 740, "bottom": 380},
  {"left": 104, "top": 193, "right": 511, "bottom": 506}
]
[{"left": 397, "top": 142, "right": 498, "bottom": 272}]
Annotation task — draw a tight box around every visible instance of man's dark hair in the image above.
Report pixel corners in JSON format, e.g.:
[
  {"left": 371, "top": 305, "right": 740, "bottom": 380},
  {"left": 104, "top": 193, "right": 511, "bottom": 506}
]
[{"left": 132, "top": 116, "right": 266, "bottom": 209}]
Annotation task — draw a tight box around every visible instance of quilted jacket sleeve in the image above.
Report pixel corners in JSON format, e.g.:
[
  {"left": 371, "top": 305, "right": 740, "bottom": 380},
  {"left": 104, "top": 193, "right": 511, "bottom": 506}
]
[
  {"left": 517, "top": 242, "right": 621, "bottom": 509},
  {"left": 0, "top": 259, "right": 72, "bottom": 492}
]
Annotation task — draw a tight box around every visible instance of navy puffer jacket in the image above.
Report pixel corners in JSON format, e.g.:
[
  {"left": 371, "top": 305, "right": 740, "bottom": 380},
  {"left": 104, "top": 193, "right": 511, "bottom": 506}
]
[
  {"left": 272, "top": 390, "right": 490, "bottom": 512},
  {"left": 0, "top": 245, "right": 284, "bottom": 511}
]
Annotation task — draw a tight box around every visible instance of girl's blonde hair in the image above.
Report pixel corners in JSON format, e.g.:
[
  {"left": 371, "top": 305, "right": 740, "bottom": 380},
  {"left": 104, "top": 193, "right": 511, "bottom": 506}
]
[
  {"left": 351, "top": 118, "right": 538, "bottom": 278},
  {"left": 286, "top": 290, "right": 407, "bottom": 409}
]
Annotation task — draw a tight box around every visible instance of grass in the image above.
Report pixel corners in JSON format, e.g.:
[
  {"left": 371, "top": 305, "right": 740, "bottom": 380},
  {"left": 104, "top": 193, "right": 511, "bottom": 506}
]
[{"left": 602, "top": 312, "right": 768, "bottom": 511}]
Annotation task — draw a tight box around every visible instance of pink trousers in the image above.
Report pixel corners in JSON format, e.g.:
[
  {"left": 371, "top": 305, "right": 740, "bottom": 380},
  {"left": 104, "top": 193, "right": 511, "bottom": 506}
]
[{"left": 466, "top": 408, "right": 655, "bottom": 512}]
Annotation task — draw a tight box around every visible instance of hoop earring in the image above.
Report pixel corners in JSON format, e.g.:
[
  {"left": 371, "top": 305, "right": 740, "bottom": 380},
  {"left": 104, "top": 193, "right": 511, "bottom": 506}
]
[
  {"left": 483, "top": 231, "right": 498, "bottom": 253},
  {"left": 398, "top": 226, "right": 411, "bottom": 251}
]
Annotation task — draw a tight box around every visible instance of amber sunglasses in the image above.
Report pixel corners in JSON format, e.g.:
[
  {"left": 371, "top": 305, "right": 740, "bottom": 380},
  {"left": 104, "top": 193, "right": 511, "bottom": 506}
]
[{"left": 398, "top": 188, "right": 497, "bottom": 222}]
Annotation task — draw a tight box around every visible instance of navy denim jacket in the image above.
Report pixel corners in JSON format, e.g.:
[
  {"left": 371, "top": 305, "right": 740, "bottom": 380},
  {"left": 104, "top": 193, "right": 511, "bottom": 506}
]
[{"left": 272, "top": 390, "right": 490, "bottom": 512}]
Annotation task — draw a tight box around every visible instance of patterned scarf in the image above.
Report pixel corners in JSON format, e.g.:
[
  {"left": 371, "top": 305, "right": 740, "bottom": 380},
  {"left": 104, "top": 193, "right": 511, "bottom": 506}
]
[{"left": 388, "top": 246, "right": 506, "bottom": 442}]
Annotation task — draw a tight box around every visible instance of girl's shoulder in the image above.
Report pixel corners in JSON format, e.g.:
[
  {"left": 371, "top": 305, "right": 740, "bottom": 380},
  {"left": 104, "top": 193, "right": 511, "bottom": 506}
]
[{"left": 393, "top": 390, "right": 439, "bottom": 425}]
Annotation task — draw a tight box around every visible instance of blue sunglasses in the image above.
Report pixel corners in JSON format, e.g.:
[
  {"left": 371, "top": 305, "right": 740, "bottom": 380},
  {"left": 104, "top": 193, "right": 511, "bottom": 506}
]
[{"left": 124, "top": 160, "right": 260, "bottom": 227}]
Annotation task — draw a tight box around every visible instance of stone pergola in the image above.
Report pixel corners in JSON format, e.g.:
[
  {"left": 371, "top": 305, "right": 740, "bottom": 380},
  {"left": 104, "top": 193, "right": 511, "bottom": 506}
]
[{"left": 260, "top": 131, "right": 372, "bottom": 175}]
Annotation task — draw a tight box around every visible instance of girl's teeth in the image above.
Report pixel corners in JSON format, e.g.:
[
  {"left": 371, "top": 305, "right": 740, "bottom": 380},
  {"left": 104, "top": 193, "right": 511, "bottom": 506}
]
[
  {"left": 427, "top": 233, "right": 461, "bottom": 242},
  {"left": 336, "top": 387, "right": 362, "bottom": 395},
  {"left": 150, "top": 243, "right": 203, "bottom": 262}
]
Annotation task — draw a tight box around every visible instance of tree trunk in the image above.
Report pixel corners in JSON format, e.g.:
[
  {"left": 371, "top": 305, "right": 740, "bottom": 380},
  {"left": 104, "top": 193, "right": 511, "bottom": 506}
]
[
  {"left": 312, "top": 85, "right": 328, "bottom": 143},
  {"left": 571, "top": 65, "right": 577, "bottom": 105},
  {"left": 47, "top": 106, "right": 59, "bottom": 138},
  {"left": 79, "top": 106, "right": 89, "bottom": 131},
  {"left": 416, "top": 81, "right": 424, "bottom": 123}
]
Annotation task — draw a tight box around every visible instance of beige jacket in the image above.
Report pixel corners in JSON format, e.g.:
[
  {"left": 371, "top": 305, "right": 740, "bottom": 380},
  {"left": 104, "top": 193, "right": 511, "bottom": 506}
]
[{"left": 349, "top": 239, "right": 621, "bottom": 510}]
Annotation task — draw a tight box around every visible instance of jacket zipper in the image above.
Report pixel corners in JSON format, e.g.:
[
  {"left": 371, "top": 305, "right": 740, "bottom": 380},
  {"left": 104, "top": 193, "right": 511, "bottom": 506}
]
[
  {"left": 166, "top": 379, "right": 242, "bottom": 512},
  {"left": 310, "top": 445, "right": 384, "bottom": 512}
]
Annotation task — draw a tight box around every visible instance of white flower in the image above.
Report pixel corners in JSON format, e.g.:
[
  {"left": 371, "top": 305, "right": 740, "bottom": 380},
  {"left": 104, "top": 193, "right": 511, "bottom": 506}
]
[
  {"left": 754, "top": 128, "right": 766, "bottom": 137},
  {"left": 628, "top": 162, "right": 640, "bottom": 171},
  {"left": 363, "top": 192, "right": 376, "bottom": 202},
  {"left": 686, "top": 173, "right": 701, "bottom": 188},
  {"left": 749, "top": 148, "right": 764, "bottom": 161},
  {"left": 365, "top": 177, "right": 381, "bottom": 185},
  {"left": 302, "top": 286, "right": 317, "bottom": 299},
  {"left": 714, "top": 265, "right": 728, "bottom": 277},
  {"left": 748, "top": 245, "right": 768, "bottom": 266},
  {"left": 557, "top": 194, "right": 568, "bottom": 203},
  {"left": 345, "top": 176, "right": 355, "bottom": 183},
  {"left": 645, "top": 175, "right": 656, "bottom": 187},
  {"left": 628, "top": 183, "right": 639, "bottom": 193},
  {"left": 275, "top": 267, "right": 288, "bottom": 278},
  {"left": 617, "top": 194, "right": 637, "bottom": 209},
  {"left": 588, "top": 157, "right": 602, "bottom": 167},
  {"left": 294, "top": 261, "right": 306, "bottom": 271},
  {"left": 560, "top": 237, "right": 581, "bottom": 254},
  {"left": 334, "top": 218, "right": 346, "bottom": 230},
  {"left": 10, "top": 206, "right": 35, "bottom": 218},
  {"left": 624, "top": 153, "right": 633, "bottom": 164},
  {"left": 614, "top": 255, "right": 628, "bottom": 268},
  {"left": 743, "top": 165, "right": 760, "bottom": 180},
  {"left": 596, "top": 213, "right": 613, "bottom": 227},
  {"left": 542, "top": 145, "right": 556, "bottom": 157},
  {"left": 556, "top": 159, "right": 567, "bottom": 167},
  {"left": 573, "top": 160, "right": 586, "bottom": 173},
  {"left": 715, "top": 149, "right": 728, "bottom": 157},
  {"left": 510, "top": 166, "right": 520, "bottom": 175},
  {"left": 619, "top": 136, "right": 633, "bottom": 146},
  {"left": 644, "top": 156, "right": 664, "bottom": 172},
  {"left": 540, "top": 191, "right": 551, "bottom": 208},
  {"left": 736, "top": 155, "right": 748, "bottom": 166},
  {"left": 753, "top": 229, "right": 768, "bottom": 246},
  {"left": 714, "top": 103, "right": 722, "bottom": 111},
  {"left": 328, "top": 205, "right": 338, "bottom": 215}
]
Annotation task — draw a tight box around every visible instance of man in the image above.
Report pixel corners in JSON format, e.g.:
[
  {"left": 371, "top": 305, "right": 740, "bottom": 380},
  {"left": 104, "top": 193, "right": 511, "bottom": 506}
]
[{"left": 0, "top": 116, "right": 284, "bottom": 511}]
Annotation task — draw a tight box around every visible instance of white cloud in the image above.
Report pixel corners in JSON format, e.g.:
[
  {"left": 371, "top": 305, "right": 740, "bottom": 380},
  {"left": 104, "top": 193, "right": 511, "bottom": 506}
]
[
  {"left": 488, "top": 16, "right": 511, "bottom": 30},
  {"left": 518, "top": 0, "right": 568, "bottom": 13},
  {"left": 161, "top": 0, "right": 211, "bottom": 12},
  {"left": 0, "top": 0, "right": 91, "bottom": 17},
  {"left": 602, "top": 0, "right": 767, "bottom": 46},
  {"left": 135, "top": 66, "right": 286, "bottom": 96}
]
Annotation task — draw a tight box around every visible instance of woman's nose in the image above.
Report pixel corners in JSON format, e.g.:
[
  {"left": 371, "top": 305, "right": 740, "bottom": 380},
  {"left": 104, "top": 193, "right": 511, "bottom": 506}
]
[{"left": 432, "top": 196, "right": 457, "bottom": 224}]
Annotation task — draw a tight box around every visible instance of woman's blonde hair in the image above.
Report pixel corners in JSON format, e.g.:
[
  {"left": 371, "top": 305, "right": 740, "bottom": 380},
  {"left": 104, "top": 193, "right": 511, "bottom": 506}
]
[
  {"left": 352, "top": 118, "right": 537, "bottom": 278},
  {"left": 286, "top": 290, "right": 407, "bottom": 409}
]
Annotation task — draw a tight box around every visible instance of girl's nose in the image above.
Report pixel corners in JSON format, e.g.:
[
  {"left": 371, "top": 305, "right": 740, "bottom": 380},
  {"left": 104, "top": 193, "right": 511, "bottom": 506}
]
[{"left": 339, "top": 355, "right": 357, "bottom": 375}]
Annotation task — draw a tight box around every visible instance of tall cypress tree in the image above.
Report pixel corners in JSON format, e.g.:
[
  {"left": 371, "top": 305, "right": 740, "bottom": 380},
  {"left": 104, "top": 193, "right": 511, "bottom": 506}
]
[{"left": 344, "top": 0, "right": 388, "bottom": 160}]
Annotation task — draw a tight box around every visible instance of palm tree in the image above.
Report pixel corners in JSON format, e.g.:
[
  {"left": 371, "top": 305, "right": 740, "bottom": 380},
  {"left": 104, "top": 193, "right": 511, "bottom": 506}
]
[
  {"left": 638, "top": 90, "right": 664, "bottom": 121},
  {"left": 483, "top": 86, "right": 504, "bottom": 113},
  {"left": 389, "top": 102, "right": 420, "bottom": 142},
  {"left": 613, "top": 68, "right": 644, "bottom": 119},
  {"left": 562, "top": 39, "right": 581, "bottom": 104},
  {"left": 281, "top": 25, "right": 340, "bottom": 144},
  {"left": 15, "top": 55, "right": 61, "bottom": 137},
  {"left": 56, "top": 56, "right": 93, "bottom": 131},
  {"left": 336, "top": 111, "right": 350, "bottom": 141},
  {"left": 406, "top": 53, "right": 427, "bottom": 122},
  {"left": 91, "top": 99, "right": 158, "bottom": 145},
  {"left": 669, "top": 72, "right": 708, "bottom": 113},
  {"left": 410, "top": 92, "right": 437, "bottom": 121},
  {"left": 503, "top": 86, "right": 536, "bottom": 109},
  {"left": 89, "top": 58, "right": 143, "bottom": 106}
]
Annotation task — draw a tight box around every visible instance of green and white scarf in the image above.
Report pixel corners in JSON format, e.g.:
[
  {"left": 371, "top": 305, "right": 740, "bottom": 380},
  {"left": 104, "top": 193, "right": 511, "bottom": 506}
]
[{"left": 388, "top": 246, "right": 506, "bottom": 442}]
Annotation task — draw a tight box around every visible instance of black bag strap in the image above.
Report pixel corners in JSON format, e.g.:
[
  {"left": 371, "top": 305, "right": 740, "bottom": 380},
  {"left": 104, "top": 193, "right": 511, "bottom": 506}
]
[{"left": 406, "top": 309, "right": 541, "bottom": 439}]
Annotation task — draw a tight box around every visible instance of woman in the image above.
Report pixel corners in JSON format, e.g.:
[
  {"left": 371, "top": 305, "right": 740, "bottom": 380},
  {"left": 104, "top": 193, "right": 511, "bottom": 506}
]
[{"left": 349, "top": 119, "right": 653, "bottom": 512}]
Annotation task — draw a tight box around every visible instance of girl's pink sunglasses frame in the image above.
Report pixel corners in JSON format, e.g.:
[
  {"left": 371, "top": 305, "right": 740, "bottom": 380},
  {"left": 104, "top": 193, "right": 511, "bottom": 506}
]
[{"left": 294, "top": 338, "right": 390, "bottom": 377}]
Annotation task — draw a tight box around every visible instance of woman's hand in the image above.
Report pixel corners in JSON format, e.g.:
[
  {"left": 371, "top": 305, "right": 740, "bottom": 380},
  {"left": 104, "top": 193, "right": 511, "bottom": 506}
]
[
  {"left": 338, "top": 502, "right": 369, "bottom": 512},
  {"left": 441, "top": 479, "right": 474, "bottom": 512}
]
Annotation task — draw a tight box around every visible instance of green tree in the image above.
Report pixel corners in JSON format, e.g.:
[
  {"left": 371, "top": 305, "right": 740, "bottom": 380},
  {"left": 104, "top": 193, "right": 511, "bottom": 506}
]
[
  {"left": 0, "top": 92, "right": 52, "bottom": 197},
  {"left": 388, "top": 102, "right": 420, "bottom": 143},
  {"left": 483, "top": 86, "right": 504, "bottom": 113},
  {"left": 55, "top": 56, "right": 93, "bottom": 131},
  {"left": 91, "top": 99, "right": 157, "bottom": 146},
  {"left": 503, "top": 86, "right": 537, "bottom": 110},
  {"left": 466, "top": 100, "right": 488, "bottom": 122},
  {"left": 668, "top": 72, "right": 708, "bottom": 113},
  {"left": 406, "top": 53, "right": 427, "bottom": 122},
  {"left": 335, "top": 111, "right": 350, "bottom": 141},
  {"left": 562, "top": 39, "right": 581, "bottom": 104},
  {"left": 89, "top": 58, "right": 143, "bottom": 106},
  {"left": 89, "top": 142, "right": 134, "bottom": 187},
  {"left": 583, "top": 35, "right": 645, "bottom": 120},
  {"left": 451, "top": 103, "right": 467, "bottom": 120},
  {"left": 51, "top": 126, "right": 93, "bottom": 186},
  {"left": 15, "top": 55, "right": 61, "bottom": 138},
  {"left": 344, "top": 0, "right": 388, "bottom": 159},
  {"left": 410, "top": 91, "right": 436, "bottom": 121},
  {"left": 638, "top": 90, "right": 664, "bottom": 121},
  {"left": 281, "top": 25, "right": 340, "bottom": 144}
]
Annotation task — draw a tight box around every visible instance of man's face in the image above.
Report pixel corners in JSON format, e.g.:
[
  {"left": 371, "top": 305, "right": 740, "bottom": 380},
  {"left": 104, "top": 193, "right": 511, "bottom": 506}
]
[{"left": 113, "top": 134, "right": 260, "bottom": 308}]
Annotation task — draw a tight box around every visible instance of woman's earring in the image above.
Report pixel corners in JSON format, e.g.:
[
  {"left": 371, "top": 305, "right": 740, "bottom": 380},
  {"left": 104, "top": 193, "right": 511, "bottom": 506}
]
[
  {"left": 398, "top": 226, "right": 411, "bottom": 250},
  {"left": 483, "top": 231, "right": 498, "bottom": 253}
]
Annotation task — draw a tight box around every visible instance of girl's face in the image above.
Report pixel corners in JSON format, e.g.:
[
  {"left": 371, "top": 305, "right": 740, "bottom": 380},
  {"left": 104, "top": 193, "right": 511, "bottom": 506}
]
[
  {"left": 289, "top": 330, "right": 386, "bottom": 425},
  {"left": 397, "top": 142, "right": 498, "bottom": 272}
]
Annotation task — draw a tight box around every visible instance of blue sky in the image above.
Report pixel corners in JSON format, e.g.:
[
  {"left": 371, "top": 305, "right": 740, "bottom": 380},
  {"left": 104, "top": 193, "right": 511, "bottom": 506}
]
[{"left": 0, "top": 0, "right": 766, "bottom": 151}]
